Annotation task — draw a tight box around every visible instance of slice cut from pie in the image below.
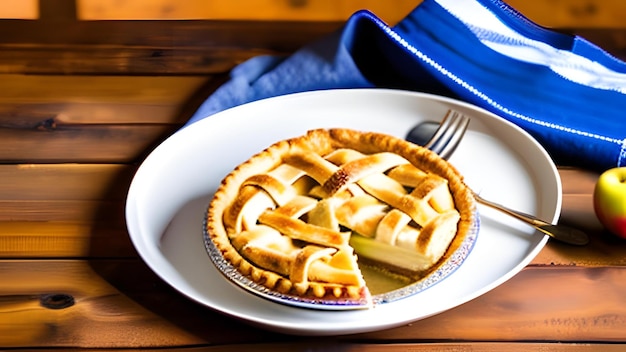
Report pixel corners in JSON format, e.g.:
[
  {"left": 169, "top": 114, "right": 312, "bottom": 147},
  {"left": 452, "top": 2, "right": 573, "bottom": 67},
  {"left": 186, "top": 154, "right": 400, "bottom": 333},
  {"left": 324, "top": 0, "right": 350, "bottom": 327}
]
[{"left": 206, "top": 128, "right": 476, "bottom": 306}]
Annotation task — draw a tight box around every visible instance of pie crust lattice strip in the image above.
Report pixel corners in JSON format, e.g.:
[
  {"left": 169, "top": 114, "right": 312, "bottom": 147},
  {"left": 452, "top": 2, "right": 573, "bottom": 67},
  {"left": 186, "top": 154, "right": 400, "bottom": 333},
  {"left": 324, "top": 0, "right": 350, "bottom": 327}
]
[{"left": 205, "top": 128, "right": 478, "bottom": 309}]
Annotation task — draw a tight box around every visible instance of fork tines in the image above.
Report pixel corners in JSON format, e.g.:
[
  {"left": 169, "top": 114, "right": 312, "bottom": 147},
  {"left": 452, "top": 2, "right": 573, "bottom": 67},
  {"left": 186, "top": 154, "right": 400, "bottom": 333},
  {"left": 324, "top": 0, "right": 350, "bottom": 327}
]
[{"left": 424, "top": 110, "right": 470, "bottom": 160}]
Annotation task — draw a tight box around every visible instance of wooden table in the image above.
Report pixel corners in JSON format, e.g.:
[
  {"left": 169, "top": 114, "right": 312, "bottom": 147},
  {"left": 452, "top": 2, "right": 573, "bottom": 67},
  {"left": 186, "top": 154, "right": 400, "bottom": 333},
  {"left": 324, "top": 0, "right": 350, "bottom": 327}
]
[
  {"left": 2, "top": 167, "right": 625, "bottom": 351},
  {"left": 1, "top": 1, "right": 626, "bottom": 350}
]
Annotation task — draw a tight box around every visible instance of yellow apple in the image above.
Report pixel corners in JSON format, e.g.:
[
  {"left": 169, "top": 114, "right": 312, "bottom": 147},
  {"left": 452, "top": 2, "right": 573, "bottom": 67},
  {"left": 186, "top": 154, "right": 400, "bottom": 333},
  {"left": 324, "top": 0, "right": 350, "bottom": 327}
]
[{"left": 593, "top": 167, "right": 626, "bottom": 238}]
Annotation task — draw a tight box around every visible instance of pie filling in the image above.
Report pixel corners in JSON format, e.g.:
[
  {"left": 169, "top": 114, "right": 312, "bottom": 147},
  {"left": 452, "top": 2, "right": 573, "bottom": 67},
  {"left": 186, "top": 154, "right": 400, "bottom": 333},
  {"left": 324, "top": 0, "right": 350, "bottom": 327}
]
[{"left": 206, "top": 128, "right": 476, "bottom": 304}]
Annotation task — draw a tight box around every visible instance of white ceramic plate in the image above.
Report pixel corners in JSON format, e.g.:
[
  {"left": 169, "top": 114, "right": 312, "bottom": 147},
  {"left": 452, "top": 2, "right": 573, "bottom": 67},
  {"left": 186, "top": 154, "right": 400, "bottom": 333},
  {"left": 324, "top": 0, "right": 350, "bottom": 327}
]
[{"left": 126, "top": 89, "right": 559, "bottom": 336}]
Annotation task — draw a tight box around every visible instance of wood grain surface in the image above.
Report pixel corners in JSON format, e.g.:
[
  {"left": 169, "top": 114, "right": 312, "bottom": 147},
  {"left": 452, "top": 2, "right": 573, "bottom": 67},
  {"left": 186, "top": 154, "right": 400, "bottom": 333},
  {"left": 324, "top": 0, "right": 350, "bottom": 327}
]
[
  {"left": 1, "top": 1, "right": 625, "bottom": 350},
  {"left": 0, "top": 258, "right": 623, "bottom": 348}
]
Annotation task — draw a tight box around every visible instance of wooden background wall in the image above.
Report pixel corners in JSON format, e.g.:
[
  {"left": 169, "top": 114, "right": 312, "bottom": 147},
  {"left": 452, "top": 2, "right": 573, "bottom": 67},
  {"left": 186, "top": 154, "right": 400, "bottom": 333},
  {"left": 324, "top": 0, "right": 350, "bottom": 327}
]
[{"left": 2, "top": 0, "right": 626, "bottom": 27}]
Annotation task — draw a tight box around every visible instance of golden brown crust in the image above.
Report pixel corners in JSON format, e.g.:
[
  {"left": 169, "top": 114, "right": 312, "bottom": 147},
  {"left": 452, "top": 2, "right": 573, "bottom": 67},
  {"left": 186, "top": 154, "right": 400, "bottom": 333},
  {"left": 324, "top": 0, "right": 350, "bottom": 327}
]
[{"left": 206, "top": 128, "right": 476, "bottom": 301}]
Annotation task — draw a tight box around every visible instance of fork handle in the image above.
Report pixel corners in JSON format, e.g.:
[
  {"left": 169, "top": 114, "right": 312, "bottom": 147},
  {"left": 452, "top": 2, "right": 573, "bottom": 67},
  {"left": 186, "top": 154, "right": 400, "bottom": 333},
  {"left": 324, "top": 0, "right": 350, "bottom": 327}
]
[{"left": 473, "top": 192, "right": 551, "bottom": 227}]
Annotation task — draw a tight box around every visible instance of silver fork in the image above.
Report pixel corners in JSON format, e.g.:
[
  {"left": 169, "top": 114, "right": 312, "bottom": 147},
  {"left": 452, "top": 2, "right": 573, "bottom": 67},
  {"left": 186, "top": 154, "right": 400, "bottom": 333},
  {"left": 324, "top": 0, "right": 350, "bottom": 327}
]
[
  {"left": 408, "top": 109, "right": 589, "bottom": 246},
  {"left": 421, "top": 109, "right": 470, "bottom": 159}
]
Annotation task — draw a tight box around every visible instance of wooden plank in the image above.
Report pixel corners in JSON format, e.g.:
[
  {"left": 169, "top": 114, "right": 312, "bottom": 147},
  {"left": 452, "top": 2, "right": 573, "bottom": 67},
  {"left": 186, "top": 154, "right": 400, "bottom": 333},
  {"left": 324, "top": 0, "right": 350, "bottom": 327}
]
[
  {"left": 0, "top": 75, "right": 207, "bottom": 105},
  {"left": 0, "top": 259, "right": 269, "bottom": 347},
  {"left": 0, "top": 200, "right": 123, "bottom": 223},
  {"left": 0, "top": 76, "right": 207, "bottom": 159},
  {"left": 166, "top": 344, "right": 626, "bottom": 351},
  {"left": 535, "top": 236, "right": 626, "bottom": 267},
  {"left": 0, "top": 75, "right": 214, "bottom": 125},
  {"left": 0, "top": 20, "right": 339, "bottom": 75},
  {"left": 75, "top": 0, "right": 626, "bottom": 29},
  {"left": 0, "top": 164, "right": 134, "bottom": 200},
  {"left": 0, "top": 222, "right": 134, "bottom": 258},
  {"left": 0, "top": 259, "right": 624, "bottom": 347},
  {"left": 354, "top": 266, "right": 626, "bottom": 342},
  {"left": 0, "top": 102, "right": 185, "bottom": 125},
  {"left": 0, "top": 1, "right": 38, "bottom": 20},
  {"left": 39, "top": 0, "right": 76, "bottom": 21},
  {"left": 5, "top": 343, "right": 617, "bottom": 352},
  {"left": 0, "top": 19, "right": 341, "bottom": 50},
  {"left": 0, "top": 45, "right": 263, "bottom": 75},
  {"left": 0, "top": 75, "right": 207, "bottom": 163},
  {"left": 76, "top": 0, "right": 419, "bottom": 24},
  {"left": 132, "top": 343, "right": 626, "bottom": 352},
  {"left": 0, "top": 124, "right": 176, "bottom": 163},
  {"left": 506, "top": 0, "right": 626, "bottom": 29},
  {"left": 0, "top": 75, "right": 208, "bottom": 162},
  {"left": 0, "top": 259, "right": 208, "bottom": 347},
  {"left": 0, "top": 164, "right": 127, "bottom": 257},
  {"left": 0, "top": 164, "right": 128, "bottom": 256}
]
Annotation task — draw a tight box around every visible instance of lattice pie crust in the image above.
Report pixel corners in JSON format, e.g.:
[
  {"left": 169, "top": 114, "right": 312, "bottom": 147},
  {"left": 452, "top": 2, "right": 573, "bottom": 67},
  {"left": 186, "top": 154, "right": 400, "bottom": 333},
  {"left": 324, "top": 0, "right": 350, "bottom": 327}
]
[{"left": 206, "top": 129, "right": 476, "bottom": 302}]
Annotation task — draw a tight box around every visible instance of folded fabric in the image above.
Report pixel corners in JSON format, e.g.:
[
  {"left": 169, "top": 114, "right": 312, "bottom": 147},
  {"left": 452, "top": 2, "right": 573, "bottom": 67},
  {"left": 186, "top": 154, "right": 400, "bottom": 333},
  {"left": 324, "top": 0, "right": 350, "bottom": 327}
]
[{"left": 186, "top": 0, "right": 626, "bottom": 172}]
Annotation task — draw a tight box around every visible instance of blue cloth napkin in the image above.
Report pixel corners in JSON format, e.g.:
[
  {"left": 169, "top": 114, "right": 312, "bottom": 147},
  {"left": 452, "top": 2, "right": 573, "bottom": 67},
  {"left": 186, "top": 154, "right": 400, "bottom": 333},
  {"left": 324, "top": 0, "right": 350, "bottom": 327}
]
[{"left": 187, "top": 0, "right": 626, "bottom": 172}]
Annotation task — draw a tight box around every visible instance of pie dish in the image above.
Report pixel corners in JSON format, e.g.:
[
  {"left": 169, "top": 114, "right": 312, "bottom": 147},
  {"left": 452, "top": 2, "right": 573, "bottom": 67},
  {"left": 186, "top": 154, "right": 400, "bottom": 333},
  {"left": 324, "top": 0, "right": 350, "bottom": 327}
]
[{"left": 205, "top": 128, "right": 477, "bottom": 308}]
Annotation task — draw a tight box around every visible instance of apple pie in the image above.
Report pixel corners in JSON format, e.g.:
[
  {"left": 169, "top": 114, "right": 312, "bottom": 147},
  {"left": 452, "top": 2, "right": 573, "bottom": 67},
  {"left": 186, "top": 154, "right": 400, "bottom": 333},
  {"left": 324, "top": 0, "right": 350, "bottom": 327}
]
[{"left": 206, "top": 128, "right": 476, "bottom": 305}]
